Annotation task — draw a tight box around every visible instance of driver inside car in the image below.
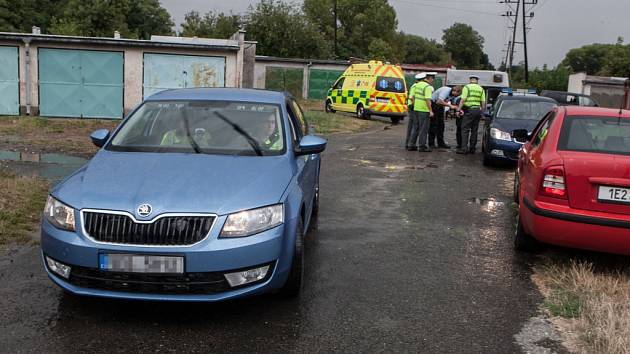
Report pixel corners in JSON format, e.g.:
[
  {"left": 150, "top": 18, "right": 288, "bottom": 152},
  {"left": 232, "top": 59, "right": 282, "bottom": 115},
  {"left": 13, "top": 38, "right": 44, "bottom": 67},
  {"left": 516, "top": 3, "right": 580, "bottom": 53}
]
[{"left": 160, "top": 117, "right": 211, "bottom": 147}]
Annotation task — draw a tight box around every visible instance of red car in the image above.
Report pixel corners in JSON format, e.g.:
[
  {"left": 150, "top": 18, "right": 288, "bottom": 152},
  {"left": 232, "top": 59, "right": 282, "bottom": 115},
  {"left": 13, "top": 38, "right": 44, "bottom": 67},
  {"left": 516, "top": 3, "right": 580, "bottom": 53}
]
[{"left": 514, "top": 106, "right": 630, "bottom": 255}]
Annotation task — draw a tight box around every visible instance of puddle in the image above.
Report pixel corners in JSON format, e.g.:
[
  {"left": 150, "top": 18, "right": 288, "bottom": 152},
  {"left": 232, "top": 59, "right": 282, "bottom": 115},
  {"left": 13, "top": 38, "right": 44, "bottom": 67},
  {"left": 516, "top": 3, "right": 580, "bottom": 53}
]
[
  {"left": 468, "top": 197, "right": 506, "bottom": 213},
  {"left": 0, "top": 150, "right": 87, "bottom": 182}
]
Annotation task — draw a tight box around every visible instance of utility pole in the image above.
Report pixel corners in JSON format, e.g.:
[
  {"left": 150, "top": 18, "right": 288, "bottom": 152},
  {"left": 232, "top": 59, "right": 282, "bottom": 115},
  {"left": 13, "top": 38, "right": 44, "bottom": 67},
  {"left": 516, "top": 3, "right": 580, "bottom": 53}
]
[
  {"left": 333, "top": 0, "right": 338, "bottom": 58},
  {"left": 501, "top": 0, "right": 519, "bottom": 75},
  {"left": 522, "top": 0, "right": 536, "bottom": 83}
]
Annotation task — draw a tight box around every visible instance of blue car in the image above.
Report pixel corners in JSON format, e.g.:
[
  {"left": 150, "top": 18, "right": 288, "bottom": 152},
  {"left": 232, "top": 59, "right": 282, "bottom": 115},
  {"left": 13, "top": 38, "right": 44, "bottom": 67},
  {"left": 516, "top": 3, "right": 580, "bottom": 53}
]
[
  {"left": 41, "top": 88, "right": 327, "bottom": 301},
  {"left": 482, "top": 95, "right": 556, "bottom": 165}
]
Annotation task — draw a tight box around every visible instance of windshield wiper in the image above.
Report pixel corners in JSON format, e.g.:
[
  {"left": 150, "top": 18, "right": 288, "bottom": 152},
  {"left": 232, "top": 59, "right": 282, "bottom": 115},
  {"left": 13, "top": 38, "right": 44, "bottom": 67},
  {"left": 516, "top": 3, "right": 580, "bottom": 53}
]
[
  {"left": 181, "top": 108, "right": 202, "bottom": 154},
  {"left": 213, "top": 111, "right": 263, "bottom": 156}
]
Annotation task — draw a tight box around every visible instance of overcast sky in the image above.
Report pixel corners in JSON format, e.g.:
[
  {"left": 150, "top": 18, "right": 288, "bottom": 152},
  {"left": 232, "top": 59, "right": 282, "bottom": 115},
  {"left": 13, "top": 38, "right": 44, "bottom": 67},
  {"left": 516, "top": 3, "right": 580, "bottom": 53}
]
[{"left": 160, "top": 0, "right": 630, "bottom": 69}]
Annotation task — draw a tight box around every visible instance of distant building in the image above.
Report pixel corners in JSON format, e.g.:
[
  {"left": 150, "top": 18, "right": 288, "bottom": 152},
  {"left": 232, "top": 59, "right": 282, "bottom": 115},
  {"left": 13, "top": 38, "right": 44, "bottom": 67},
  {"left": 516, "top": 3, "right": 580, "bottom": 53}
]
[{"left": 568, "top": 72, "right": 628, "bottom": 108}]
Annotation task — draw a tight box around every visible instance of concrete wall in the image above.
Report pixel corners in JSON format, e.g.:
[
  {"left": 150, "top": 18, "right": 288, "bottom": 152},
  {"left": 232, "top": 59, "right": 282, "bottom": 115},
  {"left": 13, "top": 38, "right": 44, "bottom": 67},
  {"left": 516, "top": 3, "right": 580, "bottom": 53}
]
[{"left": 0, "top": 38, "right": 241, "bottom": 116}]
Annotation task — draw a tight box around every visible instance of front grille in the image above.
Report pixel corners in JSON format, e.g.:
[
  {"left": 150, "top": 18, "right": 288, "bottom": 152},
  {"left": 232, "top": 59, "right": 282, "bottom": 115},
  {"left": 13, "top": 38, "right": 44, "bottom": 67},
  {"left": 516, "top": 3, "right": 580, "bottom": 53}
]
[
  {"left": 68, "top": 266, "right": 230, "bottom": 295},
  {"left": 83, "top": 212, "right": 215, "bottom": 246},
  {"left": 505, "top": 150, "right": 519, "bottom": 160}
]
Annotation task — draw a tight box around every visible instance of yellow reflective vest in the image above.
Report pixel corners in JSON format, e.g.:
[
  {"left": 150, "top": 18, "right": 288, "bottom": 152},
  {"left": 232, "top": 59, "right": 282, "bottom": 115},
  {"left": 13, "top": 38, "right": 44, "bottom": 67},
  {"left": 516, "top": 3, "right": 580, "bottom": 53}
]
[
  {"left": 461, "top": 83, "right": 485, "bottom": 108},
  {"left": 413, "top": 81, "right": 433, "bottom": 112}
]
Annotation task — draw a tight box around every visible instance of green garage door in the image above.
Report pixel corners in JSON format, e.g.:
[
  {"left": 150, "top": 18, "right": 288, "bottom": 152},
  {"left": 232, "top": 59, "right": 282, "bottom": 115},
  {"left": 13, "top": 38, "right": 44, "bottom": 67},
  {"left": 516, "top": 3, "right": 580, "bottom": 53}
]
[
  {"left": 265, "top": 67, "right": 303, "bottom": 98},
  {"left": 308, "top": 69, "right": 344, "bottom": 100},
  {"left": 143, "top": 53, "right": 226, "bottom": 98},
  {"left": 0, "top": 46, "right": 19, "bottom": 115},
  {"left": 39, "top": 48, "right": 123, "bottom": 118}
]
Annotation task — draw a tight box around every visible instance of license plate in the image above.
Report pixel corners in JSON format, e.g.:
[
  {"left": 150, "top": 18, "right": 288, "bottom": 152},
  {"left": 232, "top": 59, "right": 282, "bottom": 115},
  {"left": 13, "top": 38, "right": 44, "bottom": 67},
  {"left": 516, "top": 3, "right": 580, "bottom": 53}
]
[
  {"left": 598, "top": 186, "right": 630, "bottom": 204},
  {"left": 99, "top": 254, "right": 184, "bottom": 274},
  {"left": 376, "top": 98, "right": 390, "bottom": 103}
]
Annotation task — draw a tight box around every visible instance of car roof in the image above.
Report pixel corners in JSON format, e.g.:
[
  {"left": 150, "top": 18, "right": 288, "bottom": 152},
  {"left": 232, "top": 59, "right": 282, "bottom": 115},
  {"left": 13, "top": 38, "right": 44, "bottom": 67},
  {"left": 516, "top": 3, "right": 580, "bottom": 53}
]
[
  {"left": 562, "top": 106, "right": 630, "bottom": 118},
  {"left": 145, "top": 88, "right": 290, "bottom": 104},
  {"left": 498, "top": 95, "right": 556, "bottom": 103}
]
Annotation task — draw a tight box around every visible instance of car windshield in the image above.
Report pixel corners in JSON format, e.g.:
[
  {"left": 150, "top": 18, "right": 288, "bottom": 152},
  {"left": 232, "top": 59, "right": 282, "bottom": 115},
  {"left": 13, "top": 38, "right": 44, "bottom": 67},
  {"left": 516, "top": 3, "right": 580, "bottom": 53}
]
[
  {"left": 496, "top": 100, "right": 556, "bottom": 120},
  {"left": 558, "top": 115, "right": 630, "bottom": 156},
  {"left": 108, "top": 100, "right": 285, "bottom": 156}
]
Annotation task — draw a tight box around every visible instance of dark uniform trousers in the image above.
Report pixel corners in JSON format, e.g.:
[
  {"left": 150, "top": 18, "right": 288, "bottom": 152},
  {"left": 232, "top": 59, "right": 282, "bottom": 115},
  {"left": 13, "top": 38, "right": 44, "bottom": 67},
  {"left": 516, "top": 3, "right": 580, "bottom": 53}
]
[
  {"left": 405, "top": 107, "right": 419, "bottom": 148},
  {"left": 429, "top": 102, "right": 446, "bottom": 146},
  {"left": 455, "top": 115, "right": 463, "bottom": 149},
  {"left": 461, "top": 107, "right": 482, "bottom": 152}
]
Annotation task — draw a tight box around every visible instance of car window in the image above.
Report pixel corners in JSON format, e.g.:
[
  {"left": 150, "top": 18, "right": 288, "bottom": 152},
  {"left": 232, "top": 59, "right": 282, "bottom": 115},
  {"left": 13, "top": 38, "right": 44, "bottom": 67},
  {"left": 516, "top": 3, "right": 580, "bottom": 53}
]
[
  {"left": 108, "top": 100, "right": 285, "bottom": 156},
  {"left": 558, "top": 115, "right": 630, "bottom": 155},
  {"left": 333, "top": 77, "right": 345, "bottom": 90},
  {"left": 531, "top": 113, "right": 555, "bottom": 147},
  {"left": 495, "top": 100, "right": 556, "bottom": 120}
]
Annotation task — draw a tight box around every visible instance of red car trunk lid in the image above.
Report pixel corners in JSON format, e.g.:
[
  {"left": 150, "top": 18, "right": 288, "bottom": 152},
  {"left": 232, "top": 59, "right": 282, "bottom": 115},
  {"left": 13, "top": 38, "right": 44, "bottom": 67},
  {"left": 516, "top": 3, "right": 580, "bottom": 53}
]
[{"left": 561, "top": 151, "right": 630, "bottom": 215}]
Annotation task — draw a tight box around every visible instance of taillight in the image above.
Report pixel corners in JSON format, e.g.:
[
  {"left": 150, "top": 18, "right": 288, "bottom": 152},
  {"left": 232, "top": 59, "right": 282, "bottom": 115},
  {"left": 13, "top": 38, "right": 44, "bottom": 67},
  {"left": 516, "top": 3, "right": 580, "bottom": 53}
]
[{"left": 541, "top": 166, "right": 567, "bottom": 198}]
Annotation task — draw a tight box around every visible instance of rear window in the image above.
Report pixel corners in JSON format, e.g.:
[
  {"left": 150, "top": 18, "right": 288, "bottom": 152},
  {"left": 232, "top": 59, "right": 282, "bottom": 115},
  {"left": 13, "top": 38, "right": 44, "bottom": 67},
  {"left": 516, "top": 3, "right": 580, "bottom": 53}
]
[
  {"left": 558, "top": 115, "right": 630, "bottom": 155},
  {"left": 495, "top": 100, "right": 556, "bottom": 120},
  {"left": 375, "top": 76, "right": 405, "bottom": 93}
]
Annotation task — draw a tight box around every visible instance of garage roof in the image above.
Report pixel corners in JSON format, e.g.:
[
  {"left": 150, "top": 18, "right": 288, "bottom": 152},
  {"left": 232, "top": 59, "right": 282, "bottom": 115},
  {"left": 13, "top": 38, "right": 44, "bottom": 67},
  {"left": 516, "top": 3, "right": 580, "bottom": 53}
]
[{"left": 0, "top": 32, "right": 240, "bottom": 51}]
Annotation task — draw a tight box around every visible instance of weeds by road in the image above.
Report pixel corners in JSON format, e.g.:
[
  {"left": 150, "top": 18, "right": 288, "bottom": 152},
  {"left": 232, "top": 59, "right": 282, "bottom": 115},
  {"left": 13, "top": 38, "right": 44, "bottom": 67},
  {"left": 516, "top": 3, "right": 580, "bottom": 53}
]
[
  {"left": 0, "top": 116, "right": 118, "bottom": 157},
  {"left": 0, "top": 171, "right": 49, "bottom": 248},
  {"left": 534, "top": 255, "right": 630, "bottom": 354},
  {"left": 299, "top": 100, "right": 382, "bottom": 134}
]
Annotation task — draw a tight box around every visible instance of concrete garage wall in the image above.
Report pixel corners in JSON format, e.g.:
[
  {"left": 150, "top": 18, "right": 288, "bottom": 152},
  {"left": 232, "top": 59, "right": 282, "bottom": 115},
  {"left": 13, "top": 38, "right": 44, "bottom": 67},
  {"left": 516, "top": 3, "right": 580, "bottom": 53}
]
[{"left": 0, "top": 32, "right": 246, "bottom": 118}]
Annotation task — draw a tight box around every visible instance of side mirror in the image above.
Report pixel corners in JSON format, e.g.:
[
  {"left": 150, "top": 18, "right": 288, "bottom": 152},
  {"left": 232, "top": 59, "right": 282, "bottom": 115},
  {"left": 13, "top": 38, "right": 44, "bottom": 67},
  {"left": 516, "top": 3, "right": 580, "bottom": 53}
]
[
  {"left": 512, "top": 129, "right": 529, "bottom": 143},
  {"left": 90, "top": 129, "right": 110, "bottom": 148},
  {"left": 296, "top": 135, "right": 327, "bottom": 156}
]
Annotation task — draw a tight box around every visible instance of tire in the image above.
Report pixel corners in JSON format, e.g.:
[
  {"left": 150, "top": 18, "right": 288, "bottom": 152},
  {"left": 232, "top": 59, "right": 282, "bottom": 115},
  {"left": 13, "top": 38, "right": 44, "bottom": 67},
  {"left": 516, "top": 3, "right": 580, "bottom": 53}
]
[
  {"left": 514, "top": 214, "right": 539, "bottom": 252},
  {"left": 356, "top": 104, "right": 367, "bottom": 119},
  {"left": 325, "top": 100, "right": 335, "bottom": 113},
  {"left": 513, "top": 172, "right": 520, "bottom": 204},
  {"left": 390, "top": 117, "right": 401, "bottom": 124},
  {"left": 281, "top": 217, "right": 304, "bottom": 297},
  {"left": 482, "top": 153, "right": 493, "bottom": 167}
]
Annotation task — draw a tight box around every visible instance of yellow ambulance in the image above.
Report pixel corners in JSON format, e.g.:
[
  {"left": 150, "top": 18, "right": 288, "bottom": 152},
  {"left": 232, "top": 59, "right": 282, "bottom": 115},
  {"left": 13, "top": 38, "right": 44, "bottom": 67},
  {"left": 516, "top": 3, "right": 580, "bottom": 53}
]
[{"left": 325, "top": 61, "right": 408, "bottom": 123}]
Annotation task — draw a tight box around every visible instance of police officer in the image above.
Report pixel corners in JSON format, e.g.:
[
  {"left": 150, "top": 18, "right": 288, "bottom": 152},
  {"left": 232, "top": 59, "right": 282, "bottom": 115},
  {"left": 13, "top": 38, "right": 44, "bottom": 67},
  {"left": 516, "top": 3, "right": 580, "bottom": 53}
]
[
  {"left": 457, "top": 75, "right": 485, "bottom": 154},
  {"left": 405, "top": 74, "right": 424, "bottom": 150},
  {"left": 409, "top": 72, "right": 435, "bottom": 152},
  {"left": 429, "top": 85, "right": 461, "bottom": 148}
]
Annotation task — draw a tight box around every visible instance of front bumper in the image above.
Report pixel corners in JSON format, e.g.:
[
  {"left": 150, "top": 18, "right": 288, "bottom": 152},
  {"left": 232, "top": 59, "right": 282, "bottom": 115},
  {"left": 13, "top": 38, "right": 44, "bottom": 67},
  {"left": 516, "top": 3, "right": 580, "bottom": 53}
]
[
  {"left": 40, "top": 215, "right": 295, "bottom": 301},
  {"left": 485, "top": 138, "right": 521, "bottom": 162},
  {"left": 521, "top": 198, "right": 630, "bottom": 255}
]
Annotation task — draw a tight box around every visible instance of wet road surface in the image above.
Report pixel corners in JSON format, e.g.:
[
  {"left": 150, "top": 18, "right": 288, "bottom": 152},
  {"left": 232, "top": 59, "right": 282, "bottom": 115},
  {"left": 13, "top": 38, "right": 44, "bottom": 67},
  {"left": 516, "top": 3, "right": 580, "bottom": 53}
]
[{"left": 0, "top": 118, "right": 543, "bottom": 352}]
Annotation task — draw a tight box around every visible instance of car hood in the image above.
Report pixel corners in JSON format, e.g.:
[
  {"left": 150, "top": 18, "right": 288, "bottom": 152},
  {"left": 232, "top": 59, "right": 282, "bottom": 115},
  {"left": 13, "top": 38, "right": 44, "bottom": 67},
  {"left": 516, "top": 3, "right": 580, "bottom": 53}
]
[
  {"left": 491, "top": 118, "right": 539, "bottom": 134},
  {"left": 52, "top": 151, "right": 293, "bottom": 217}
]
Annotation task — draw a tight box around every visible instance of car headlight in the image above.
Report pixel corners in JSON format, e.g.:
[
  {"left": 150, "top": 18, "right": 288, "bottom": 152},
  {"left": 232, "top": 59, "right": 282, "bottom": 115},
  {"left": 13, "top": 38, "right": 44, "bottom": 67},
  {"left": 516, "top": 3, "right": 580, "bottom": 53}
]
[
  {"left": 220, "top": 204, "right": 283, "bottom": 237},
  {"left": 490, "top": 128, "right": 512, "bottom": 141},
  {"left": 44, "top": 196, "right": 75, "bottom": 231}
]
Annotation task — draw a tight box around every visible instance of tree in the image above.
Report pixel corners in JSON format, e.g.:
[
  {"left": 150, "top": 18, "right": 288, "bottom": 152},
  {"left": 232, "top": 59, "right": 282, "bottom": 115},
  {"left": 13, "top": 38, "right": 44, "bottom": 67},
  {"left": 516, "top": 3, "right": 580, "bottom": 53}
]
[
  {"left": 245, "top": 0, "right": 331, "bottom": 59},
  {"left": 442, "top": 23, "right": 486, "bottom": 69},
  {"left": 403, "top": 34, "right": 448, "bottom": 65},
  {"left": 303, "top": 0, "right": 398, "bottom": 61},
  {"left": 561, "top": 44, "right": 613, "bottom": 75},
  {"left": 0, "top": 0, "right": 65, "bottom": 33},
  {"left": 48, "top": 0, "right": 173, "bottom": 39},
  {"left": 180, "top": 10, "right": 241, "bottom": 39}
]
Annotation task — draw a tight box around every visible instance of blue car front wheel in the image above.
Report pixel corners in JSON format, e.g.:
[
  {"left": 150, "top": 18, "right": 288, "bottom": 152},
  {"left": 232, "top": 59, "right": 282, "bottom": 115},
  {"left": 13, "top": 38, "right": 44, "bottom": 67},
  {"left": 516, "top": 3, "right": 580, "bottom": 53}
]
[{"left": 280, "top": 217, "right": 304, "bottom": 297}]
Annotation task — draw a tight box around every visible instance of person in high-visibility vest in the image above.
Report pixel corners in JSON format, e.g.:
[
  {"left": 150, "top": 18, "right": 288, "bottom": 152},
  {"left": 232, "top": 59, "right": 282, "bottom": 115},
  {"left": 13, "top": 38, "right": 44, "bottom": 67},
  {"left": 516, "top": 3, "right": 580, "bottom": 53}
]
[
  {"left": 456, "top": 75, "right": 486, "bottom": 154},
  {"left": 408, "top": 72, "right": 436, "bottom": 152},
  {"left": 405, "top": 74, "right": 423, "bottom": 150}
]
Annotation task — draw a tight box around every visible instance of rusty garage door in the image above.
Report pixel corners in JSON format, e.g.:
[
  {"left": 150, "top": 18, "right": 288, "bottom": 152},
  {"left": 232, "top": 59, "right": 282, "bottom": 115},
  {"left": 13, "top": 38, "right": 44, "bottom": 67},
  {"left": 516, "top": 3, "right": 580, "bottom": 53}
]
[
  {"left": 143, "top": 53, "right": 226, "bottom": 98},
  {"left": 39, "top": 48, "right": 124, "bottom": 118}
]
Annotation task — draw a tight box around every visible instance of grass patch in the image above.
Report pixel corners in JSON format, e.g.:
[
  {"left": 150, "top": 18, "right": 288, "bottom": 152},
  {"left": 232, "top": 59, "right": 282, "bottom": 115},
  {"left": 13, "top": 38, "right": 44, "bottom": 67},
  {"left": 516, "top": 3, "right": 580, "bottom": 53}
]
[
  {"left": 305, "top": 111, "right": 377, "bottom": 134},
  {"left": 0, "top": 171, "right": 49, "bottom": 247},
  {"left": 535, "top": 259, "right": 630, "bottom": 353}
]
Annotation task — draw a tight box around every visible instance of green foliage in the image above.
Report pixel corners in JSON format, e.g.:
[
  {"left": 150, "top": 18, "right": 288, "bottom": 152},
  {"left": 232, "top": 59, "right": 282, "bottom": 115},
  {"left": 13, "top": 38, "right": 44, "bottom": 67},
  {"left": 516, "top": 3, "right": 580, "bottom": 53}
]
[
  {"left": 0, "top": 0, "right": 174, "bottom": 38},
  {"left": 180, "top": 10, "right": 241, "bottom": 39},
  {"left": 510, "top": 64, "right": 570, "bottom": 92},
  {"left": 303, "top": 0, "right": 399, "bottom": 61},
  {"left": 561, "top": 42, "right": 630, "bottom": 77},
  {"left": 442, "top": 23, "right": 485, "bottom": 69},
  {"left": 245, "top": 0, "right": 331, "bottom": 59},
  {"left": 403, "top": 34, "right": 448, "bottom": 65}
]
